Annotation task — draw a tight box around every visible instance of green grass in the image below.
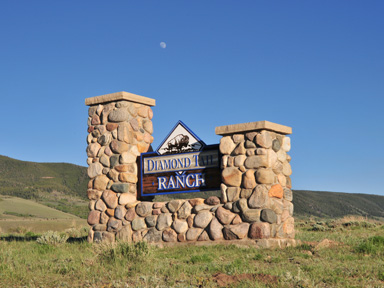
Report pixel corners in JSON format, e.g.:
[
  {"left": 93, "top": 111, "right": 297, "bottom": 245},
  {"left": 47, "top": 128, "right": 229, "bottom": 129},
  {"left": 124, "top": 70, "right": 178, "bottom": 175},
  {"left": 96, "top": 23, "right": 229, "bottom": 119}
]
[
  {"left": 1, "top": 217, "right": 384, "bottom": 287},
  {"left": 0, "top": 196, "right": 80, "bottom": 219}
]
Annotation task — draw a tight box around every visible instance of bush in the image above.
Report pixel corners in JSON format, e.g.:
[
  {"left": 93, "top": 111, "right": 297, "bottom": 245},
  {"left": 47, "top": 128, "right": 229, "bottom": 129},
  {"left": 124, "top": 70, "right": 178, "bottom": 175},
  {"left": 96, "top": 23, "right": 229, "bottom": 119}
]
[
  {"left": 99, "top": 241, "right": 150, "bottom": 262},
  {"left": 355, "top": 236, "right": 384, "bottom": 255},
  {"left": 36, "top": 231, "right": 68, "bottom": 246}
]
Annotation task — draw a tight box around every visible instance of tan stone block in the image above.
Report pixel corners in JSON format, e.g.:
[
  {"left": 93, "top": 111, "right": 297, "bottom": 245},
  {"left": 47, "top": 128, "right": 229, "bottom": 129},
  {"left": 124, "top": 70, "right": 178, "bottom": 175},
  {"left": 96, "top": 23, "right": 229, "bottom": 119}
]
[
  {"left": 85, "top": 91, "right": 156, "bottom": 107},
  {"left": 215, "top": 121, "right": 292, "bottom": 136}
]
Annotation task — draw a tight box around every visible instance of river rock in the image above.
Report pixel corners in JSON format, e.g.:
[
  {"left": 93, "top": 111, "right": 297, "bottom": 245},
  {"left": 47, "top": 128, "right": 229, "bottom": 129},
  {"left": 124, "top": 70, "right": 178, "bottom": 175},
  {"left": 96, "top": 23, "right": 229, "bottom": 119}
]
[
  {"left": 261, "top": 209, "right": 277, "bottom": 224},
  {"left": 227, "top": 187, "right": 240, "bottom": 202},
  {"left": 256, "top": 168, "right": 275, "bottom": 184},
  {"left": 186, "top": 228, "right": 203, "bottom": 241},
  {"left": 243, "top": 169, "right": 256, "bottom": 189},
  {"left": 115, "top": 205, "right": 127, "bottom": 220},
  {"left": 95, "top": 199, "right": 107, "bottom": 212},
  {"left": 125, "top": 207, "right": 136, "bottom": 221},
  {"left": 233, "top": 142, "right": 246, "bottom": 155},
  {"left": 223, "top": 223, "right": 250, "bottom": 240},
  {"left": 283, "top": 188, "right": 293, "bottom": 201},
  {"left": 117, "top": 122, "right": 134, "bottom": 144},
  {"left": 87, "top": 189, "right": 102, "bottom": 200},
  {"left": 177, "top": 233, "right": 186, "bottom": 242},
  {"left": 220, "top": 136, "right": 236, "bottom": 155},
  {"left": 136, "top": 202, "right": 153, "bottom": 217},
  {"left": 87, "top": 210, "right": 100, "bottom": 225},
  {"left": 102, "top": 190, "right": 118, "bottom": 209},
  {"left": 248, "top": 185, "right": 269, "bottom": 208},
  {"left": 107, "top": 217, "right": 122, "bottom": 232},
  {"left": 188, "top": 198, "right": 205, "bottom": 207},
  {"left": 282, "top": 137, "right": 291, "bottom": 152},
  {"left": 222, "top": 167, "right": 242, "bottom": 187},
  {"left": 186, "top": 214, "right": 195, "bottom": 228},
  {"left": 216, "top": 206, "right": 236, "bottom": 225},
  {"left": 106, "top": 123, "right": 118, "bottom": 131},
  {"left": 98, "top": 133, "right": 112, "bottom": 146},
  {"left": 131, "top": 217, "right": 146, "bottom": 231},
  {"left": 144, "top": 228, "right": 162, "bottom": 243},
  {"left": 205, "top": 196, "right": 220, "bottom": 205},
  {"left": 145, "top": 215, "right": 158, "bottom": 227},
  {"left": 109, "top": 154, "right": 119, "bottom": 168},
  {"left": 111, "top": 183, "right": 130, "bottom": 193},
  {"left": 162, "top": 228, "right": 177, "bottom": 242},
  {"left": 87, "top": 143, "right": 101, "bottom": 158},
  {"left": 178, "top": 201, "right": 192, "bottom": 219},
  {"left": 272, "top": 139, "right": 281, "bottom": 152},
  {"left": 88, "top": 162, "right": 103, "bottom": 179},
  {"left": 93, "top": 175, "right": 109, "bottom": 191},
  {"left": 232, "top": 215, "right": 242, "bottom": 225},
  {"left": 208, "top": 217, "right": 223, "bottom": 240},
  {"left": 282, "top": 162, "right": 292, "bottom": 176},
  {"left": 156, "top": 213, "right": 172, "bottom": 231},
  {"left": 244, "top": 155, "right": 268, "bottom": 169},
  {"left": 194, "top": 210, "right": 213, "bottom": 228},
  {"left": 168, "top": 200, "right": 184, "bottom": 213},
  {"left": 119, "top": 193, "right": 136, "bottom": 205},
  {"left": 120, "top": 152, "right": 136, "bottom": 164},
  {"left": 198, "top": 231, "right": 210, "bottom": 241},
  {"left": 256, "top": 131, "right": 272, "bottom": 148},
  {"left": 269, "top": 184, "right": 284, "bottom": 199},
  {"left": 242, "top": 209, "right": 261, "bottom": 222},
  {"left": 116, "top": 225, "right": 132, "bottom": 242},
  {"left": 108, "top": 108, "right": 129, "bottom": 122},
  {"left": 194, "top": 204, "right": 213, "bottom": 213},
  {"left": 237, "top": 198, "right": 248, "bottom": 212},
  {"left": 249, "top": 222, "right": 270, "bottom": 239},
  {"left": 172, "top": 219, "right": 188, "bottom": 234},
  {"left": 110, "top": 140, "right": 129, "bottom": 154}
]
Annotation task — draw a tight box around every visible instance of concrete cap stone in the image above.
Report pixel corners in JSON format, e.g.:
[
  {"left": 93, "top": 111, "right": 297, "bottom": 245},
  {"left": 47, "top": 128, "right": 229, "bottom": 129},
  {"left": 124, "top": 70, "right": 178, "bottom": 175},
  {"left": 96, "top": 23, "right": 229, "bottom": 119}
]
[
  {"left": 215, "top": 121, "right": 292, "bottom": 135},
  {"left": 85, "top": 91, "right": 156, "bottom": 107}
]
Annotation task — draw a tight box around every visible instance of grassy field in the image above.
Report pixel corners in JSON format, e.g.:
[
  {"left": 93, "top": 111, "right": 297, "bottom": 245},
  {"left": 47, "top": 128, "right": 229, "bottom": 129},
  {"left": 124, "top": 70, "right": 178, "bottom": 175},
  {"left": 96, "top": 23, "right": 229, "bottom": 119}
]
[
  {"left": 1, "top": 216, "right": 384, "bottom": 287},
  {"left": 0, "top": 196, "right": 87, "bottom": 234}
]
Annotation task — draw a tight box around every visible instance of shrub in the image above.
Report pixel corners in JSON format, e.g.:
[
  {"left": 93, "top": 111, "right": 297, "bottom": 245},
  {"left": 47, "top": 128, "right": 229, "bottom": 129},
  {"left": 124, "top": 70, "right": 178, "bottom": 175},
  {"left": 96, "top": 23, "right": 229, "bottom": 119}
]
[
  {"left": 98, "top": 241, "right": 150, "bottom": 262},
  {"left": 355, "top": 236, "right": 384, "bottom": 256},
  {"left": 36, "top": 231, "right": 68, "bottom": 246}
]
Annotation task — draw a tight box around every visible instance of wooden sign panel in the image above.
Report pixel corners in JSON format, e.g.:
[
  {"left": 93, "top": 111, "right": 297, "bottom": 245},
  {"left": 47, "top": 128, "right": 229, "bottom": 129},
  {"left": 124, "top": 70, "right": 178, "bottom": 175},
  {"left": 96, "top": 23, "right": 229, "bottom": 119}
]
[{"left": 139, "top": 145, "right": 221, "bottom": 196}]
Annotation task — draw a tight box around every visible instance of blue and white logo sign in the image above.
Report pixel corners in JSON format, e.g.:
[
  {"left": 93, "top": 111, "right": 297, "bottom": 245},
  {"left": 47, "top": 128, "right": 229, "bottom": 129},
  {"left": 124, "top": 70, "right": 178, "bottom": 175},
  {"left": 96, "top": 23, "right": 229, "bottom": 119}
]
[{"left": 156, "top": 121, "right": 205, "bottom": 155}]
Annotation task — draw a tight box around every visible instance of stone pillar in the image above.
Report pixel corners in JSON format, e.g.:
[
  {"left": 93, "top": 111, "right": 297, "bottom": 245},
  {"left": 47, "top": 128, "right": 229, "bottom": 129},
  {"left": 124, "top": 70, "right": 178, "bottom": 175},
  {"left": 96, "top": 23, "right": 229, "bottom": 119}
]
[
  {"left": 215, "top": 121, "right": 295, "bottom": 246},
  {"left": 85, "top": 91, "right": 155, "bottom": 243}
]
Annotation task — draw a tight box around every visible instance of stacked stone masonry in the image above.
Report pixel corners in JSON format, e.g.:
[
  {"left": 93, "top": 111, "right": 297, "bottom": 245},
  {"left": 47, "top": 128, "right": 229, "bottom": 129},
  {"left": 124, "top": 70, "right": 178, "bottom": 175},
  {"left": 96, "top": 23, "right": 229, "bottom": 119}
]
[{"left": 86, "top": 92, "right": 295, "bottom": 248}]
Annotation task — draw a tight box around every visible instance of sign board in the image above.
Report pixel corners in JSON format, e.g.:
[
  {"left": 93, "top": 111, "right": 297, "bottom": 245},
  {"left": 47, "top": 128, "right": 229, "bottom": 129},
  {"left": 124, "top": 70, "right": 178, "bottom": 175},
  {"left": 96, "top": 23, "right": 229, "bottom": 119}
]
[{"left": 139, "top": 121, "right": 221, "bottom": 196}]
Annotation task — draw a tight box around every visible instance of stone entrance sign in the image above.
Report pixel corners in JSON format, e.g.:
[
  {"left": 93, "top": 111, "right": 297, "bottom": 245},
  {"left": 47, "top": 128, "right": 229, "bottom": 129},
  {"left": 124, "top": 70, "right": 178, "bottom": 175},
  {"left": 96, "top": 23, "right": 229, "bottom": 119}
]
[{"left": 85, "top": 91, "right": 296, "bottom": 248}]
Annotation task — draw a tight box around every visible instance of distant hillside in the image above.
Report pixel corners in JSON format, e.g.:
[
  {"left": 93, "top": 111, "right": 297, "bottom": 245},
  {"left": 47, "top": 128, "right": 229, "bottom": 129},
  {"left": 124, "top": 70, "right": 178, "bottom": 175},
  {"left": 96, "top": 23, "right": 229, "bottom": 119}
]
[
  {"left": 1, "top": 155, "right": 384, "bottom": 220},
  {"left": 0, "top": 155, "right": 89, "bottom": 218},
  {"left": 293, "top": 190, "right": 384, "bottom": 219},
  {"left": 156, "top": 190, "right": 384, "bottom": 219}
]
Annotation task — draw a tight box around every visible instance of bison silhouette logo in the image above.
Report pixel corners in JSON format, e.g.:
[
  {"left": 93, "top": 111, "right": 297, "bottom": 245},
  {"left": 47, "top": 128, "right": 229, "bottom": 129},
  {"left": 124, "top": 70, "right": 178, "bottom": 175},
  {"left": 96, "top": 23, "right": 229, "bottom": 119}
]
[{"left": 156, "top": 121, "right": 205, "bottom": 155}]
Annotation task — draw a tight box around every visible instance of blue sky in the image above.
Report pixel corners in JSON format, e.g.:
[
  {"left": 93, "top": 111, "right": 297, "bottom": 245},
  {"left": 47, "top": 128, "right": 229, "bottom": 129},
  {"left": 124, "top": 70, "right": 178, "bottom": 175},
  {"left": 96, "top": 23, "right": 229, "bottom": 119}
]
[{"left": 0, "top": 1, "right": 383, "bottom": 195}]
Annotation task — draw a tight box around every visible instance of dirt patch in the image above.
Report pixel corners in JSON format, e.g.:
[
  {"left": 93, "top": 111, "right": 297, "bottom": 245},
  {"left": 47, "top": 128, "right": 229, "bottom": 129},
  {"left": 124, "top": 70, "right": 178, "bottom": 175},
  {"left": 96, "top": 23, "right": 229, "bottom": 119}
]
[{"left": 213, "top": 272, "right": 278, "bottom": 287}]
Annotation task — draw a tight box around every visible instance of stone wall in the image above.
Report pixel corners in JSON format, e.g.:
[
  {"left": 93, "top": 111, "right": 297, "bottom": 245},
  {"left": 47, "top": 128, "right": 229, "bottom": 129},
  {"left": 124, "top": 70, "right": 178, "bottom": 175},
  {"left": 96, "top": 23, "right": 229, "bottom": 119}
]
[
  {"left": 85, "top": 92, "right": 155, "bottom": 243},
  {"left": 85, "top": 92, "right": 296, "bottom": 248}
]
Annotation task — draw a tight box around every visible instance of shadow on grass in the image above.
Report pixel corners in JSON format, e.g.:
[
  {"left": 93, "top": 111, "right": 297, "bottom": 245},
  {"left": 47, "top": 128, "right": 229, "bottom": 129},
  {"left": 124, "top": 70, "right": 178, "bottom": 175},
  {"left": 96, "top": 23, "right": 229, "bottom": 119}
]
[{"left": 0, "top": 235, "right": 88, "bottom": 243}]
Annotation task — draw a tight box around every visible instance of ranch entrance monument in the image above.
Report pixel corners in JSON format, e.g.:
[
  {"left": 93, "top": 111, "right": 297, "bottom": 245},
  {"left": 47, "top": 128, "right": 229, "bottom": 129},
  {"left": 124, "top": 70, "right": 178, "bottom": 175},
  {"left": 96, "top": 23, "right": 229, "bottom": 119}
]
[{"left": 85, "top": 91, "right": 296, "bottom": 247}]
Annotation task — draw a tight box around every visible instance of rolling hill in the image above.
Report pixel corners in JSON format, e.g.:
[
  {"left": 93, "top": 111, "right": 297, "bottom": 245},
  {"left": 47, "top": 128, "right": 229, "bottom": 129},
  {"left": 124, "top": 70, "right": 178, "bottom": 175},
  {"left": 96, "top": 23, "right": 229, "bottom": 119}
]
[
  {"left": 1, "top": 154, "right": 384, "bottom": 220},
  {"left": 0, "top": 155, "right": 89, "bottom": 218}
]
